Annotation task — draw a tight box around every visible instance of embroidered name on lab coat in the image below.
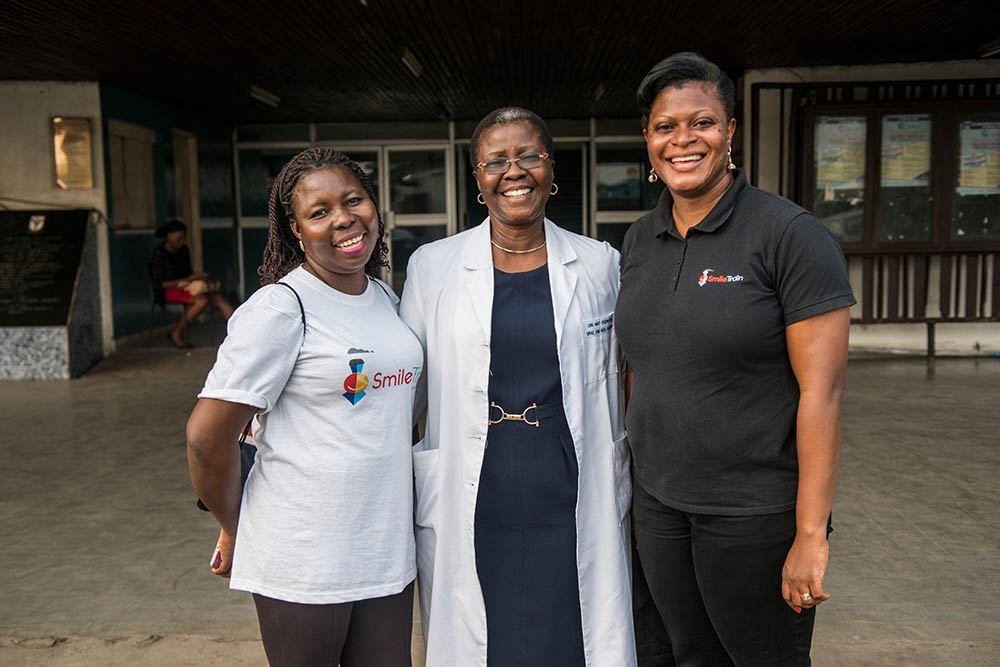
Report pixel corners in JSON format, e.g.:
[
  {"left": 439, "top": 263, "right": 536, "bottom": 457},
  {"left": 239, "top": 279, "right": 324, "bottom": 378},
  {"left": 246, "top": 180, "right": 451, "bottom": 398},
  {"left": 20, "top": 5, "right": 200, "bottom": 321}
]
[{"left": 584, "top": 314, "right": 613, "bottom": 336}]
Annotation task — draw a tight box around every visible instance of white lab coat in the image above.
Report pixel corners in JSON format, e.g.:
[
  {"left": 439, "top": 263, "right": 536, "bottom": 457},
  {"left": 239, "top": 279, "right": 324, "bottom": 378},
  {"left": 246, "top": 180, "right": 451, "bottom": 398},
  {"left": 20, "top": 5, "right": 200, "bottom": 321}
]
[{"left": 400, "top": 218, "right": 635, "bottom": 667}]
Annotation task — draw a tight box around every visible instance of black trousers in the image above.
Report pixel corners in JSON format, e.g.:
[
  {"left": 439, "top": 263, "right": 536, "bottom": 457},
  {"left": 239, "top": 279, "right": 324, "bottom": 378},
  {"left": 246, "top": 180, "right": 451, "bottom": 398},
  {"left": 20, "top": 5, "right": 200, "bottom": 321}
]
[
  {"left": 252, "top": 581, "right": 414, "bottom": 667},
  {"left": 632, "top": 481, "right": 817, "bottom": 667}
]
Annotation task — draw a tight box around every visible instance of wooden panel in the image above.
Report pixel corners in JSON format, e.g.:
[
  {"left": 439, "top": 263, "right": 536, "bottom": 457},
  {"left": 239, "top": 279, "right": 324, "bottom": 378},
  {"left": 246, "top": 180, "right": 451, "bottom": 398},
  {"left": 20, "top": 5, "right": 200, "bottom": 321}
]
[
  {"left": 862, "top": 257, "right": 875, "bottom": 322},
  {"left": 993, "top": 254, "right": 1000, "bottom": 319},
  {"left": 939, "top": 255, "right": 952, "bottom": 318},
  {"left": 913, "top": 255, "right": 928, "bottom": 319},
  {"left": 979, "top": 254, "right": 989, "bottom": 319},
  {"left": 901, "top": 255, "right": 911, "bottom": 319},
  {"left": 964, "top": 255, "right": 978, "bottom": 318},
  {"left": 848, "top": 252, "right": 1000, "bottom": 323},
  {"left": 888, "top": 256, "right": 900, "bottom": 319},
  {"left": 876, "top": 256, "right": 885, "bottom": 320}
]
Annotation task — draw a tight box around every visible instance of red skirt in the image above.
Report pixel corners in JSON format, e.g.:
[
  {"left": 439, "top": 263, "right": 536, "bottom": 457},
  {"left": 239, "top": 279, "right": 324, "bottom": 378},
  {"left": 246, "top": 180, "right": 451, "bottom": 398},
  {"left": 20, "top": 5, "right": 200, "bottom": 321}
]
[{"left": 164, "top": 288, "right": 192, "bottom": 304}]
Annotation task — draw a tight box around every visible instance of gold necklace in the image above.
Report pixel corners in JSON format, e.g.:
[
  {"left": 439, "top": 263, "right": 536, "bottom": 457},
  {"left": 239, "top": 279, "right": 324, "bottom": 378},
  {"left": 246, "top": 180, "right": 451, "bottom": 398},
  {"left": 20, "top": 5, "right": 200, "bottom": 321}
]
[{"left": 490, "top": 237, "right": 546, "bottom": 254}]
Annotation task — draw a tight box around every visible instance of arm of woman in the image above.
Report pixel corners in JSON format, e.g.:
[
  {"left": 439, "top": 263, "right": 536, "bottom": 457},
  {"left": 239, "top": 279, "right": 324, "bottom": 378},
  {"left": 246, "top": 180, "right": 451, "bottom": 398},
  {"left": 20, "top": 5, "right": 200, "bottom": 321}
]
[
  {"left": 781, "top": 306, "right": 850, "bottom": 611},
  {"left": 186, "top": 398, "right": 258, "bottom": 575}
]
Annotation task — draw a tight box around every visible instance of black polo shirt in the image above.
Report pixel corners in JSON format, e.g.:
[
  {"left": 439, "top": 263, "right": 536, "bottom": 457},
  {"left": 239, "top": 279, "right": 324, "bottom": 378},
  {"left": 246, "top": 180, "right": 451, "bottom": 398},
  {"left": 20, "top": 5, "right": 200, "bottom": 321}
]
[{"left": 616, "top": 170, "right": 855, "bottom": 515}]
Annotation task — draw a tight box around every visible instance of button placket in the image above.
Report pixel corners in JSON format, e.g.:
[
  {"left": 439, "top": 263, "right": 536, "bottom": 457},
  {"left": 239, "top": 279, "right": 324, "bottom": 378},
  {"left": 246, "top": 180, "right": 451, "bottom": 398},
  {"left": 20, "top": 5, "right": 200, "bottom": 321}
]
[{"left": 672, "top": 239, "right": 689, "bottom": 292}]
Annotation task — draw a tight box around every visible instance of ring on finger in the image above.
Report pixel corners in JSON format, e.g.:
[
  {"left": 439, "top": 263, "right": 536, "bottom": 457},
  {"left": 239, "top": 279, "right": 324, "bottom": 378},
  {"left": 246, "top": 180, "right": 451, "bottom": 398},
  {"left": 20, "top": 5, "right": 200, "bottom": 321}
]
[{"left": 801, "top": 593, "right": 813, "bottom": 602}]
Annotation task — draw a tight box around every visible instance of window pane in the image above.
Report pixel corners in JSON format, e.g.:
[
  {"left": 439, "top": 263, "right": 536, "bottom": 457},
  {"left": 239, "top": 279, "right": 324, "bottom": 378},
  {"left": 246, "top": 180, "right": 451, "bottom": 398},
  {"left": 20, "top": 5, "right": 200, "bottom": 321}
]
[
  {"left": 239, "top": 150, "right": 378, "bottom": 219},
  {"left": 596, "top": 222, "right": 633, "bottom": 252},
  {"left": 199, "top": 140, "right": 235, "bottom": 219},
  {"left": 596, "top": 147, "right": 662, "bottom": 211},
  {"left": 389, "top": 151, "right": 446, "bottom": 214},
  {"left": 813, "top": 116, "right": 866, "bottom": 242},
  {"left": 344, "top": 152, "right": 379, "bottom": 201},
  {"left": 545, "top": 147, "right": 583, "bottom": 235},
  {"left": 391, "top": 225, "right": 447, "bottom": 292},
  {"left": 952, "top": 115, "right": 1000, "bottom": 241},
  {"left": 239, "top": 149, "right": 299, "bottom": 217},
  {"left": 879, "top": 114, "right": 932, "bottom": 242}
]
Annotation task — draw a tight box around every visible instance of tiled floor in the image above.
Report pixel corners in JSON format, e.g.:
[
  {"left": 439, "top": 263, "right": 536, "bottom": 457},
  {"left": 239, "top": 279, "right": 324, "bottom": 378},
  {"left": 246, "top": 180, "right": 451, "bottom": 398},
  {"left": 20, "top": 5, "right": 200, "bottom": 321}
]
[{"left": 1, "top": 333, "right": 997, "bottom": 665}]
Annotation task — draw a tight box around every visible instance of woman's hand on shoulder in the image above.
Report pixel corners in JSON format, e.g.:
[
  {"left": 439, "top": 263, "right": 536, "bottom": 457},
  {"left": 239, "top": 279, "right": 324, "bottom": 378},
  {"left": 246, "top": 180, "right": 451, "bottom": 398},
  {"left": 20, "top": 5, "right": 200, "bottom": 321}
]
[{"left": 780, "top": 532, "right": 831, "bottom": 612}]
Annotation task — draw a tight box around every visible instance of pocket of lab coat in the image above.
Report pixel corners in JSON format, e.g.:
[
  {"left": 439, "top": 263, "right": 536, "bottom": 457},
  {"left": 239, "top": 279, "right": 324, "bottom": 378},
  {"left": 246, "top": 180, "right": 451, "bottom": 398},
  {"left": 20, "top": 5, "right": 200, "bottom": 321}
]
[
  {"left": 612, "top": 435, "right": 632, "bottom": 523},
  {"left": 412, "top": 441, "right": 439, "bottom": 529},
  {"left": 581, "top": 312, "right": 617, "bottom": 383}
]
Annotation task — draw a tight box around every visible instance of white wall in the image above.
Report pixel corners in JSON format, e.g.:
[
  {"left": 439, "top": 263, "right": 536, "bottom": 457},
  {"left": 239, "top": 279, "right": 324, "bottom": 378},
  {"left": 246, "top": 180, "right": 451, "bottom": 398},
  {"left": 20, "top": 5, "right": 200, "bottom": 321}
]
[{"left": 0, "top": 81, "right": 114, "bottom": 354}]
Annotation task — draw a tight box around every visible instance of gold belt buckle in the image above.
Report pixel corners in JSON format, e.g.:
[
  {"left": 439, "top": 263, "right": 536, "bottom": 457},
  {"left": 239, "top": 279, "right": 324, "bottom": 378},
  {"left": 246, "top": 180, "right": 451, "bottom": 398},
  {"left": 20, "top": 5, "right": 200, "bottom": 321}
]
[{"left": 488, "top": 402, "right": 540, "bottom": 427}]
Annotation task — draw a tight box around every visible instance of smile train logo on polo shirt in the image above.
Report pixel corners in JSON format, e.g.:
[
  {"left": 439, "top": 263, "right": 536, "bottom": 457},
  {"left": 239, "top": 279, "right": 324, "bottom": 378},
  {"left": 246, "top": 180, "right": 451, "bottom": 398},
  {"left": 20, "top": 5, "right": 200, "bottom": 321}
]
[{"left": 698, "top": 269, "right": 745, "bottom": 287}]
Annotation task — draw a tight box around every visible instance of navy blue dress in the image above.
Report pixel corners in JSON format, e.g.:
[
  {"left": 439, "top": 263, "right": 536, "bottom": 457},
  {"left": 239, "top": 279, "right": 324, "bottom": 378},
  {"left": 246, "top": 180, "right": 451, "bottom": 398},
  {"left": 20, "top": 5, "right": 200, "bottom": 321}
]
[{"left": 474, "top": 265, "right": 585, "bottom": 666}]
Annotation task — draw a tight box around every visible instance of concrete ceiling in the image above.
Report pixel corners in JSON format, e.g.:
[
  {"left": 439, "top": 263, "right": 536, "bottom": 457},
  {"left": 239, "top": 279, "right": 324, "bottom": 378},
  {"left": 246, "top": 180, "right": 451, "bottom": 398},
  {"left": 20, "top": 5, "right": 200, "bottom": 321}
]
[{"left": 2, "top": 0, "right": 997, "bottom": 123}]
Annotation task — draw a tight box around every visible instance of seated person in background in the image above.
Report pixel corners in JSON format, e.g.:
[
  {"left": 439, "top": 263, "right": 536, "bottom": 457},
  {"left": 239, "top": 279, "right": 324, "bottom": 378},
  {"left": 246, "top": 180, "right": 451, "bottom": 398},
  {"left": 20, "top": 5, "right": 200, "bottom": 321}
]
[{"left": 150, "top": 218, "right": 234, "bottom": 349}]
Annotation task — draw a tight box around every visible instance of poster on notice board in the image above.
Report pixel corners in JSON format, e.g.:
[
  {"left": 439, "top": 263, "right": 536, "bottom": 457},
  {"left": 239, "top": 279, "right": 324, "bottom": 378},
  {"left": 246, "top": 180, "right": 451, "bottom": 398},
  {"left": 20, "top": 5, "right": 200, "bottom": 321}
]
[
  {"left": 957, "top": 121, "right": 1000, "bottom": 196},
  {"left": 881, "top": 114, "right": 931, "bottom": 188},
  {"left": 815, "top": 116, "right": 866, "bottom": 200}
]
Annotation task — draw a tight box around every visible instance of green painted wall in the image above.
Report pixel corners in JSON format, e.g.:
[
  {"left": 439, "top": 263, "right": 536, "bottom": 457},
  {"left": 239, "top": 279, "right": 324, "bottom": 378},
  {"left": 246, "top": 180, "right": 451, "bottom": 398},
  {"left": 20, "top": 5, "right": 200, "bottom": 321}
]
[{"left": 99, "top": 85, "right": 237, "bottom": 338}]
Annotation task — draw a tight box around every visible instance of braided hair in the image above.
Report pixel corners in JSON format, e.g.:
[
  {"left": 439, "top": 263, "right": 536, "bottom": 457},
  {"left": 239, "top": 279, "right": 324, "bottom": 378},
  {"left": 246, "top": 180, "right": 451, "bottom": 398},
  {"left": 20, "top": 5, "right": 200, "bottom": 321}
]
[{"left": 259, "top": 148, "right": 389, "bottom": 285}]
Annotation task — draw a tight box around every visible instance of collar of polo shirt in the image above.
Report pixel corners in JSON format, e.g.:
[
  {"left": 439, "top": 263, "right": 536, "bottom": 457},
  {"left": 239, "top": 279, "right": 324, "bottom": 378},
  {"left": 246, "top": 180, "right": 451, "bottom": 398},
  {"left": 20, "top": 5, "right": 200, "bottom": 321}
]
[{"left": 653, "top": 169, "right": 749, "bottom": 239}]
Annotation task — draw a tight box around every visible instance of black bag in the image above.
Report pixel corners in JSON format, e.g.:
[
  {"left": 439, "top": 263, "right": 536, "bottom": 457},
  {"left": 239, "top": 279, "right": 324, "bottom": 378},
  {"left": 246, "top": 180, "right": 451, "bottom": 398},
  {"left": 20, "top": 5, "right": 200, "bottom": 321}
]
[{"left": 196, "top": 282, "right": 304, "bottom": 511}]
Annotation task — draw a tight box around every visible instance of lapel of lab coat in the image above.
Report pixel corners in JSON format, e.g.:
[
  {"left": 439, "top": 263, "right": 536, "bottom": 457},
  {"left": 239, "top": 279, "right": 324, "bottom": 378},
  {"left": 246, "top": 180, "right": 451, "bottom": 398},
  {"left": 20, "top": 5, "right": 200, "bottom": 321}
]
[
  {"left": 461, "top": 218, "right": 578, "bottom": 345},
  {"left": 544, "top": 219, "right": 578, "bottom": 345},
  {"left": 461, "top": 219, "right": 494, "bottom": 344}
]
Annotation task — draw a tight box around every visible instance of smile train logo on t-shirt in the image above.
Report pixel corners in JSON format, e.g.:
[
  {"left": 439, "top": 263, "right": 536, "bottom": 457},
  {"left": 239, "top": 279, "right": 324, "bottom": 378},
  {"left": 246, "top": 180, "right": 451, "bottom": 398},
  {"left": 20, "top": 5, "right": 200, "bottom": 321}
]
[
  {"left": 343, "top": 358, "right": 370, "bottom": 405},
  {"left": 342, "top": 354, "right": 422, "bottom": 406},
  {"left": 698, "top": 268, "right": 744, "bottom": 287}
]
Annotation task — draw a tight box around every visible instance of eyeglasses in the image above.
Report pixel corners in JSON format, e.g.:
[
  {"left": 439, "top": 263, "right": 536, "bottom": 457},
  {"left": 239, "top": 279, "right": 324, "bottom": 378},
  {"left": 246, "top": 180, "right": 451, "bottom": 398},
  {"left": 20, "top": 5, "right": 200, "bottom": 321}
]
[{"left": 477, "top": 152, "right": 549, "bottom": 176}]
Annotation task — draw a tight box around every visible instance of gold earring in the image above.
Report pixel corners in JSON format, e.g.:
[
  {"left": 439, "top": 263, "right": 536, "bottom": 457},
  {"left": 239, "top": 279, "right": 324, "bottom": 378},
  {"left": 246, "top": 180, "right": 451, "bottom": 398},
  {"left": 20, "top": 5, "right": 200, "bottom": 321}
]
[
  {"left": 298, "top": 239, "right": 305, "bottom": 252},
  {"left": 727, "top": 145, "right": 736, "bottom": 172},
  {"left": 648, "top": 168, "right": 658, "bottom": 183},
  {"left": 550, "top": 183, "right": 559, "bottom": 196},
  {"left": 477, "top": 193, "right": 486, "bottom": 205}
]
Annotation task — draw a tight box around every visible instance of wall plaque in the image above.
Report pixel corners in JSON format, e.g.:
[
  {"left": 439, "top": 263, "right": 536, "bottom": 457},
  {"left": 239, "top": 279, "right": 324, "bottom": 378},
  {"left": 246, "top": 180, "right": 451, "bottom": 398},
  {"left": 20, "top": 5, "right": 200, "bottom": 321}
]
[
  {"left": 52, "top": 117, "right": 94, "bottom": 190},
  {"left": 0, "top": 210, "right": 90, "bottom": 326}
]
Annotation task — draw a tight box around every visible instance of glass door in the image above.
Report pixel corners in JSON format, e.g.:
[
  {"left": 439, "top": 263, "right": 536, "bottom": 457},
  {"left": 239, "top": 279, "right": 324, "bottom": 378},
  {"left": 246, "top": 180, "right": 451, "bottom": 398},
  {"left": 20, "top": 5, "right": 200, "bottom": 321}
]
[
  {"left": 591, "top": 141, "right": 662, "bottom": 251},
  {"left": 382, "top": 146, "right": 455, "bottom": 292}
]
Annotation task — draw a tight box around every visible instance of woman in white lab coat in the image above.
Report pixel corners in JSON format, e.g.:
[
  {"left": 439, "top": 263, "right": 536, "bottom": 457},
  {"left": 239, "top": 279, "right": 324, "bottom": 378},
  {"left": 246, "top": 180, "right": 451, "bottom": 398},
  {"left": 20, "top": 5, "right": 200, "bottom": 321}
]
[{"left": 400, "top": 107, "right": 635, "bottom": 667}]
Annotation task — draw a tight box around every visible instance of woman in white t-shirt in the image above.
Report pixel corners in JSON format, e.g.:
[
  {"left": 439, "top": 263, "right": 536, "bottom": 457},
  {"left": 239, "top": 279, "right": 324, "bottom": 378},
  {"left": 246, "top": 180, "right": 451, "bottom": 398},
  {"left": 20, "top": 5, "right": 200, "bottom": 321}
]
[{"left": 187, "top": 148, "right": 421, "bottom": 667}]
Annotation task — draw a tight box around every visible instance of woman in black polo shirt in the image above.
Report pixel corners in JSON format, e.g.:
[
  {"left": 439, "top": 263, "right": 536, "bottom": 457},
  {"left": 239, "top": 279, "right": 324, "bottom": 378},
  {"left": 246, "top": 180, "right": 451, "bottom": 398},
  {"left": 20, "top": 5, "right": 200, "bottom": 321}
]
[{"left": 616, "top": 52, "right": 855, "bottom": 665}]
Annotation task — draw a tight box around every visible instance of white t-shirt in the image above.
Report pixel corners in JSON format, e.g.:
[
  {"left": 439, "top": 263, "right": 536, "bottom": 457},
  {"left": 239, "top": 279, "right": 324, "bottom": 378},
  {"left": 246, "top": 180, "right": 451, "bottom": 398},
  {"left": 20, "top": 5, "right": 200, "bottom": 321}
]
[{"left": 199, "top": 266, "right": 421, "bottom": 604}]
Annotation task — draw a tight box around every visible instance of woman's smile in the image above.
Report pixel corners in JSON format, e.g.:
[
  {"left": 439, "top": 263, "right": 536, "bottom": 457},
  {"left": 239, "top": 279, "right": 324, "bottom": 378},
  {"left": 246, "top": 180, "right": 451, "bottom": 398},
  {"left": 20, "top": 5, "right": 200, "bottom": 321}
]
[{"left": 334, "top": 232, "right": 367, "bottom": 254}]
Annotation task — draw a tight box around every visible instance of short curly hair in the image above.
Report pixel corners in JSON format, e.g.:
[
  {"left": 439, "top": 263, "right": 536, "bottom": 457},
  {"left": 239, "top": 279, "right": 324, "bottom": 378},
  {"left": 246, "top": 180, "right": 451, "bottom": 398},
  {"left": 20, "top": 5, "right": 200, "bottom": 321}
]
[{"left": 468, "top": 107, "right": 555, "bottom": 168}]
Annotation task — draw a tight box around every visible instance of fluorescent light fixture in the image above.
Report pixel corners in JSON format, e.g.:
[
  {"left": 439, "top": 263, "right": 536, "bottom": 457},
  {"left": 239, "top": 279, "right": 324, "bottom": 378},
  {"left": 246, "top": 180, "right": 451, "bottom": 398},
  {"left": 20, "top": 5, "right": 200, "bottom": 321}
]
[
  {"left": 979, "top": 38, "right": 1000, "bottom": 58},
  {"left": 249, "top": 85, "right": 280, "bottom": 108},
  {"left": 401, "top": 47, "right": 423, "bottom": 78}
]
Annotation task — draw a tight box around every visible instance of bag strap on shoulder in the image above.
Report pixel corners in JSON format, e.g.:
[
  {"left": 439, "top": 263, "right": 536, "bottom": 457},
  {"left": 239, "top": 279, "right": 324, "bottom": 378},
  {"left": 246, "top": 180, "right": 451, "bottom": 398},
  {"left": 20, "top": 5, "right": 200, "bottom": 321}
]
[
  {"left": 369, "top": 276, "right": 393, "bottom": 301},
  {"left": 242, "top": 281, "right": 306, "bottom": 443},
  {"left": 275, "top": 281, "right": 305, "bottom": 327}
]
